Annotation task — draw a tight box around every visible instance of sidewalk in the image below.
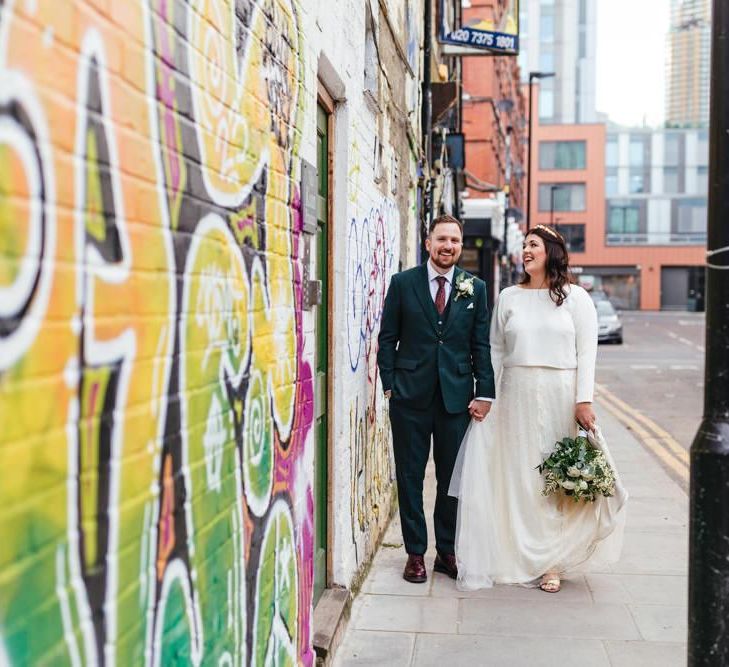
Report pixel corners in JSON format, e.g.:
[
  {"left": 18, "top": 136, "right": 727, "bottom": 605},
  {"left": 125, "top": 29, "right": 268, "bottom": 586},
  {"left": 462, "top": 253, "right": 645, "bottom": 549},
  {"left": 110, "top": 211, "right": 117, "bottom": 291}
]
[{"left": 334, "top": 403, "right": 688, "bottom": 666}]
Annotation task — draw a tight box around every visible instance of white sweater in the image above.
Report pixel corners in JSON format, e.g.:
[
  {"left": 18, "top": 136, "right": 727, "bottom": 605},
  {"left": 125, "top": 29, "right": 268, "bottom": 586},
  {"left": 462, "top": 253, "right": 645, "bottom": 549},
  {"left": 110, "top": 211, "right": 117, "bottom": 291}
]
[{"left": 490, "top": 284, "right": 598, "bottom": 403}]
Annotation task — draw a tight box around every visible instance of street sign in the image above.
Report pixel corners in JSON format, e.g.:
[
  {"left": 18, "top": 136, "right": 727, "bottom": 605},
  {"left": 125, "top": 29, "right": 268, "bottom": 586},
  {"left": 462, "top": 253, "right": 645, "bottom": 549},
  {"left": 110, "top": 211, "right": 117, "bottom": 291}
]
[{"left": 439, "top": 0, "right": 519, "bottom": 55}]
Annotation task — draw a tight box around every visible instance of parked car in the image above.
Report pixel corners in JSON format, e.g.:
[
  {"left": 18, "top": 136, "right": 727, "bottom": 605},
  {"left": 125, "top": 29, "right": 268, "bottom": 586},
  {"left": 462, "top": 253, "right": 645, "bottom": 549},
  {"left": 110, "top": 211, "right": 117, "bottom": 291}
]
[{"left": 595, "top": 299, "right": 623, "bottom": 344}]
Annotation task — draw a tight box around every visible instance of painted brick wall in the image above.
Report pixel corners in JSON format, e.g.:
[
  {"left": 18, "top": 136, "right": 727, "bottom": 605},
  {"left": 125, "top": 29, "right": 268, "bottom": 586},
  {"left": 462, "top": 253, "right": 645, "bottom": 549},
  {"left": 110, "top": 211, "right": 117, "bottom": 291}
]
[
  {"left": 0, "top": 0, "right": 316, "bottom": 663},
  {"left": 0, "top": 0, "right": 422, "bottom": 664},
  {"left": 310, "top": 0, "right": 422, "bottom": 586}
]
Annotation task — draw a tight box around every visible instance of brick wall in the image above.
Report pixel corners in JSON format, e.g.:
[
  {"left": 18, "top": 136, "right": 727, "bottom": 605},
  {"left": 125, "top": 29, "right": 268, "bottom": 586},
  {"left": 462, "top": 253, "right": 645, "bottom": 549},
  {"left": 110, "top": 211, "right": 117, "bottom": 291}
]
[{"left": 0, "top": 0, "right": 421, "bottom": 663}]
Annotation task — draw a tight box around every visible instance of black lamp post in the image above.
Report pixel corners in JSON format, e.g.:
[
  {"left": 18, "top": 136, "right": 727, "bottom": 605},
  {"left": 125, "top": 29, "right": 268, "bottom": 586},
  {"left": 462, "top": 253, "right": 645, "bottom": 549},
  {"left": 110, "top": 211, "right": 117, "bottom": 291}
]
[
  {"left": 526, "top": 71, "right": 555, "bottom": 232},
  {"left": 688, "top": 0, "right": 729, "bottom": 663}
]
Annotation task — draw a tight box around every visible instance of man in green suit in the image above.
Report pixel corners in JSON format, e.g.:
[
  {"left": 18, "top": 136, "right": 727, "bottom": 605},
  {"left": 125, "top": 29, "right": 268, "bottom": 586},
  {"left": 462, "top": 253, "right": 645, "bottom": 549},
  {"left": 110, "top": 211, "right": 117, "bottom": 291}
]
[{"left": 377, "top": 214, "right": 495, "bottom": 583}]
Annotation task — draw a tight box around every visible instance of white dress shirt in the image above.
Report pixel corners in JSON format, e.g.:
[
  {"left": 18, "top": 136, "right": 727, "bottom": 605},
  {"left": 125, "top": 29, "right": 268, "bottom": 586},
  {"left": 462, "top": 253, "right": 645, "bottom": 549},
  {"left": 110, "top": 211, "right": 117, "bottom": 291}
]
[
  {"left": 427, "top": 260, "right": 492, "bottom": 403},
  {"left": 427, "top": 260, "right": 455, "bottom": 302}
]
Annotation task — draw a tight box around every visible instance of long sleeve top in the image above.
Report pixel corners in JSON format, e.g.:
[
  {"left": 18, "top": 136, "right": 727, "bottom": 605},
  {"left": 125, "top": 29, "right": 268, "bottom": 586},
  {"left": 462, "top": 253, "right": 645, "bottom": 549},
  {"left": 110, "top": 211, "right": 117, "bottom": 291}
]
[{"left": 490, "top": 284, "right": 598, "bottom": 403}]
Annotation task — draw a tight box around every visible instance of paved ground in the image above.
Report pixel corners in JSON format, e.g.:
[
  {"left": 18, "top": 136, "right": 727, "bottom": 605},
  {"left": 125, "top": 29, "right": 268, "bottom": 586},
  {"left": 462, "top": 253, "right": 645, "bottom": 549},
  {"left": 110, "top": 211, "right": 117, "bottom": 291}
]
[{"left": 334, "top": 403, "right": 688, "bottom": 666}]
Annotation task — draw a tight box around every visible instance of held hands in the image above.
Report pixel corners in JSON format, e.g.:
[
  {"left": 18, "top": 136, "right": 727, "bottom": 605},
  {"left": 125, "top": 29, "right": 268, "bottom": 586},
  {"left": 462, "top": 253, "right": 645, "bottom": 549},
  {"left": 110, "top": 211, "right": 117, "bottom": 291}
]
[
  {"left": 468, "top": 399, "right": 491, "bottom": 422},
  {"left": 575, "top": 402, "right": 596, "bottom": 432},
  {"left": 384, "top": 390, "right": 392, "bottom": 399}
]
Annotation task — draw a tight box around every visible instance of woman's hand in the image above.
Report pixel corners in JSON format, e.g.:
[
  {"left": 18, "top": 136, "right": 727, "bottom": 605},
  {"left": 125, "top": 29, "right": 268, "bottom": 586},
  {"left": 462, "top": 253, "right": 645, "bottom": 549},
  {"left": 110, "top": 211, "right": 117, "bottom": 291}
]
[{"left": 575, "top": 402, "right": 596, "bottom": 432}]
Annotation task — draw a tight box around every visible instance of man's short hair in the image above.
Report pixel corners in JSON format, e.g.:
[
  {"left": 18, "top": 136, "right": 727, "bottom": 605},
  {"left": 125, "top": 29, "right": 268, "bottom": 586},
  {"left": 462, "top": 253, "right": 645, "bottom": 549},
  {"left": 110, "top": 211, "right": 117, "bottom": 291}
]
[{"left": 429, "top": 214, "right": 464, "bottom": 236}]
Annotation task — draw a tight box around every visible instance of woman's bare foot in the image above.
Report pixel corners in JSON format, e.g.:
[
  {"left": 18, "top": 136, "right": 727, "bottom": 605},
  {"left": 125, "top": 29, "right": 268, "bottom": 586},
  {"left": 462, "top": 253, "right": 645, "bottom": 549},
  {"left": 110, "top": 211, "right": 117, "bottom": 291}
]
[{"left": 539, "top": 572, "right": 561, "bottom": 593}]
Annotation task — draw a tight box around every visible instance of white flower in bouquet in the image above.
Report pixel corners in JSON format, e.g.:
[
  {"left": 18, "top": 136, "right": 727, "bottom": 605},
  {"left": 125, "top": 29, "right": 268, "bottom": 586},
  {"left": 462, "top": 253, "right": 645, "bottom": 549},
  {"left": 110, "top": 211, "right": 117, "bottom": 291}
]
[{"left": 537, "top": 435, "right": 617, "bottom": 502}]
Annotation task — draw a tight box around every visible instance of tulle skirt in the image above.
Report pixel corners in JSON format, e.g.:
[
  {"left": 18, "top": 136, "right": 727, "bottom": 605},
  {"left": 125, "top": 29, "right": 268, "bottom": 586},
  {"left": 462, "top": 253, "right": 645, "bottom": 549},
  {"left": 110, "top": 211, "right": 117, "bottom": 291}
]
[{"left": 448, "top": 366, "right": 627, "bottom": 590}]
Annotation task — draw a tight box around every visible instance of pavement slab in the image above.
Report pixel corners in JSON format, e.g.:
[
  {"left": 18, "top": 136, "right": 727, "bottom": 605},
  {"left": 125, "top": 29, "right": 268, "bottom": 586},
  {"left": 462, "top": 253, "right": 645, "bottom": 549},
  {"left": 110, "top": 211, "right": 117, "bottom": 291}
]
[{"left": 333, "top": 399, "right": 689, "bottom": 666}]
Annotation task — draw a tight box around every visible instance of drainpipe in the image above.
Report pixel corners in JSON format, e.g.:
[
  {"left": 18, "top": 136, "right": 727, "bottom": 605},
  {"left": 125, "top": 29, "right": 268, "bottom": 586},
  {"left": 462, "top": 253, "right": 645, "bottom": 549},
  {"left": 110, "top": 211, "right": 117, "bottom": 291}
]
[{"left": 421, "top": 0, "right": 434, "bottom": 259}]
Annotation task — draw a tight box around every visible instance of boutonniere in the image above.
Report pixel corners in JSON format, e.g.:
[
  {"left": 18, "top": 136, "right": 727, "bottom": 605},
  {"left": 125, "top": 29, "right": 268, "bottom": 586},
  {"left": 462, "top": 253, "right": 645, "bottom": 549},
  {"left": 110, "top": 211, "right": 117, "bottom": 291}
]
[{"left": 454, "top": 275, "right": 475, "bottom": 301}]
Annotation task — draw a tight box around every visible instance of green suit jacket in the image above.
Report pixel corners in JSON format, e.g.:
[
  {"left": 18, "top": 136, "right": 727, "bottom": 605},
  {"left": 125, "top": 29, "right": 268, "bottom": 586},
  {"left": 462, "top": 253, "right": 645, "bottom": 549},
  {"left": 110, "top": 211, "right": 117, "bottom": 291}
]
[{"left": 377, "top": 264, "right": 495, "bottom": 414}]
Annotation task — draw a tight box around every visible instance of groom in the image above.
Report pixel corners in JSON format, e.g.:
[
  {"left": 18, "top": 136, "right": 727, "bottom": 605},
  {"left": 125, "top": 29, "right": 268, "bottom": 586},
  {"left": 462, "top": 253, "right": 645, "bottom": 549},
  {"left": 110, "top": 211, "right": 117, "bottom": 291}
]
[{"left": 377, "top": 214, "right": 495, "bottom": 583}]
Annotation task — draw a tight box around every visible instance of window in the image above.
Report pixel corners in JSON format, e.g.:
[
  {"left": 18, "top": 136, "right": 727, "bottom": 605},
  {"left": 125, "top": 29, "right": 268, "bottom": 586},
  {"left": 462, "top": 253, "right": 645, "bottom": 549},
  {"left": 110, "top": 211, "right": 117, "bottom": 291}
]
[
  {"left": 608, "top": 203, "right": 641, "bottom": 234},
  {"left": 605, "top": 167, "right": 618, "bottom": 196},
  {"left": 629, "top": 169, "right": 645, "bottom": 194},
  {"left": 539, "top": 87, "right": 554, "bottom": 119},
  {"left": 364, "top": 7, "right": 378, "bottom": 96},
  {"left": 697, "top": 130, "right": 709, "bottom": 166},
  {"left": 663, "top": 166, "right": 680, "bottom": 194},
  {"left": 697, "top": 166, "right": 708, "bottom": 195},
  {"left": 664, "top": 133, "right": 680, "bottom": 166},
  {"left": 538, "top": 183, "right": 586, "bottom": 212},
  {"left": 539, "top": 141, "right": 586, "bottom": 170},
  {"left": 677, "top": 198, "right": 707, "bottom": 234},
  {"left": 555, "top": 223, "right": 586, "bottom": 252},
  {"left": 629, "top": 136, "right": 645, "bottom": 167},
  {"left": 605, "top": 137, "right": 618, "bottom": 167}
]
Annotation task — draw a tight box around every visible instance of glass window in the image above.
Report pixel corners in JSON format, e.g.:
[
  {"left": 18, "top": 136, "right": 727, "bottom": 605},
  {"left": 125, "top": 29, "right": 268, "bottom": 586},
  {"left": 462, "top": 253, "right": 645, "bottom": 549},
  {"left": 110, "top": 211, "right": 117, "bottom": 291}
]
[
  {"left": 539, "top": 141, "right": 586, "bottom": 170},
  {"left": 629, "top": 169, "right": 645, "bottom": 194},
  {"left": 697, "top": 130, "right": 709, "bottom": 166},
  {"left": 664, "top": 133, "right": 680, "bottom": 166},
  {"left": 605, "top": 138, "right": 618, "bottom": 167},
  {"left": 538, "top": 183, "right": 586, "bottom": 212},
  {"left": 697, "top": 166, "right": 708, "bottom": 195},
  {"left": 539, "top": 87, "right": 554, "bottom": 119},
  {"left": 540, "top": 51, "right": 554, "bottom": 72},
  {"left": 663, "top": 166, "right": 680, "bottom": 194},
  {"left": 540, "top": 13, "right": 554, "bottom": 41},
  {"left": 677, "top": 198, "right": 707, "bottom": 234},
  {"left": 629, "top": 136, "right": 645, "bottom": 167},
  {"left": 608, "top": 204, "right": 641, "bottom": 234},
  {"left": 554, "top": 223, "right": 586, "bottom": 252},
  {"left": 605, "top": 167, "right": 618, "bottom": 196}
]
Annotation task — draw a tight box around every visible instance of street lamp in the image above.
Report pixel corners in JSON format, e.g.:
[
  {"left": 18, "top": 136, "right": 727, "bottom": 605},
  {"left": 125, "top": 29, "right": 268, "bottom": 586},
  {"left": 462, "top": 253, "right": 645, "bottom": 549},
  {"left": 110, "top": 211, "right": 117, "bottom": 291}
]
[
  {"left": 526, "top": 71, "right": 555, "bottom": 232},
  {"left": 549, "top": 184, "right": 563, "bottom": 227},
  {"left": 689, "top": 0, "right": 729, "bottom": 662}
]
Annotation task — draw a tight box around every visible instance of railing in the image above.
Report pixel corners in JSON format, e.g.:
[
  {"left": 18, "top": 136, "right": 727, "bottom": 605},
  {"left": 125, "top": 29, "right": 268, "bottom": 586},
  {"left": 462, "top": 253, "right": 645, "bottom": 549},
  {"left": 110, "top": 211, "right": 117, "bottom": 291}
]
[{"left": 605, "top": 232, "right": 707, "bottom": 246}]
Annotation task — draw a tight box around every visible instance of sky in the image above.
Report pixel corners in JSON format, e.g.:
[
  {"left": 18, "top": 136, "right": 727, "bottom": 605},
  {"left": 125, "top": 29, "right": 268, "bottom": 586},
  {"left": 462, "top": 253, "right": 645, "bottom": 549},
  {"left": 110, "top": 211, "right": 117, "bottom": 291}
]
[{"left": 595, "top": 0, "right": 671, "bottom": 127}]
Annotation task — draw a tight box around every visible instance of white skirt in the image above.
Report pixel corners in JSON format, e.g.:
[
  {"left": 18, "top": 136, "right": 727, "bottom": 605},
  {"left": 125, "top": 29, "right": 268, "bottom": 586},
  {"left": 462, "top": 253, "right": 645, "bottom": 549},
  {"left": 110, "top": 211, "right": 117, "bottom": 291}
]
[{"left": 449, "top": 366, "right": 627, "bottom": 590}]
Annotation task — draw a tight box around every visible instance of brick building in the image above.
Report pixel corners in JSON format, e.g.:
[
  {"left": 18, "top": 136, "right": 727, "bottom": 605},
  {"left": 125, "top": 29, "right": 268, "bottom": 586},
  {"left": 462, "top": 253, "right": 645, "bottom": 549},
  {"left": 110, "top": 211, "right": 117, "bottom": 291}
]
[{"left": 0, "top": 0, "right": 434, "bottom": 663}]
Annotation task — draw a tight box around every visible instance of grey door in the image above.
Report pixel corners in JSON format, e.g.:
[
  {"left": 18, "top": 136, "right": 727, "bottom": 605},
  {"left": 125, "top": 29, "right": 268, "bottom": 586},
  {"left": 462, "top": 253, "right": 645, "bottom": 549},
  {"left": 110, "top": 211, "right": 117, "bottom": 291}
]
[{"left": 661, "top": 267, "right": 689, "bottom": 310}]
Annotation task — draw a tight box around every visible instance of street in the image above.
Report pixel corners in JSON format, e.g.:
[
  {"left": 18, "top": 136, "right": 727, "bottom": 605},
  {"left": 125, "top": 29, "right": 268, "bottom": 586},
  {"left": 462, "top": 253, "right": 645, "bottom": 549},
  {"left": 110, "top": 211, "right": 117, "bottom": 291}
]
[{"left": 595, "top": 311, "right": 705, "bottom": 492}]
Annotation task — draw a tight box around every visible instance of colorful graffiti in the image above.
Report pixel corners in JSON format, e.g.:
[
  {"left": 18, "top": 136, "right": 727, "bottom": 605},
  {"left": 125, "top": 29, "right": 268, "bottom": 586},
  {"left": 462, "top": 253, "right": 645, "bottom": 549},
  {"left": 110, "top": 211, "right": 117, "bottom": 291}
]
[
  {"left": 0, "top": 0, "right": 314, "bottom": 665},
  {"left": 345, "top": 202, "right": 399, "bottom": 562},
  {"left": 346, "top": 201, "right": 399, "bottom": 376}
]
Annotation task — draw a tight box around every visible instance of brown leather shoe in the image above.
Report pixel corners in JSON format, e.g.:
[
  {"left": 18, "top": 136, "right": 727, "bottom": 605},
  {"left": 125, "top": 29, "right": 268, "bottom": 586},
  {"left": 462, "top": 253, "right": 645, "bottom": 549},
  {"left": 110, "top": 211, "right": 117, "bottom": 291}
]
[
  {"left": 433, "top": 553, "right": 458, "bottom": 579},
  {"left": 403, "top": 555, "right": 427, "bottom": 583}
]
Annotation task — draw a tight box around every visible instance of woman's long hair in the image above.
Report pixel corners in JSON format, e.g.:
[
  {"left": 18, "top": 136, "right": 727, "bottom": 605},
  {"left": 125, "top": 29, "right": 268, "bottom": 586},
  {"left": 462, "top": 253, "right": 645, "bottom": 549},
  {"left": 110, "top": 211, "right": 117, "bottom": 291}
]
[{"left": 520, "top": 225, "right": 573, "bottom": 306}]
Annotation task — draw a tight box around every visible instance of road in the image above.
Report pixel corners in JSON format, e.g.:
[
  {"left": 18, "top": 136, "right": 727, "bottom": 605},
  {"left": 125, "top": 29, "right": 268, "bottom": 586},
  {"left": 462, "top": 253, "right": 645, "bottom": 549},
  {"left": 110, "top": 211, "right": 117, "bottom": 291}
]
[{"left": 595, "top": 310, "right": 705, "bottom": 491}]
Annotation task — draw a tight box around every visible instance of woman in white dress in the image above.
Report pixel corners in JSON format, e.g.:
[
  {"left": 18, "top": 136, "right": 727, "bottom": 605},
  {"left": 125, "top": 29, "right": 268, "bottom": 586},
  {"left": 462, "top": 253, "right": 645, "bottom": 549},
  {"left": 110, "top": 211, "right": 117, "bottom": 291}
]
[{"left": 449, "top": 224, "right": 626, "bottom": 593}]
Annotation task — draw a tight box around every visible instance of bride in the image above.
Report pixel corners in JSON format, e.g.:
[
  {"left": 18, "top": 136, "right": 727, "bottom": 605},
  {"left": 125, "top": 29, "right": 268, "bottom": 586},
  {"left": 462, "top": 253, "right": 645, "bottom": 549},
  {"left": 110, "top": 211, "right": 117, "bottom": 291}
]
[{"left": 449, "top": 224, "right": 627, "bottom": 593}]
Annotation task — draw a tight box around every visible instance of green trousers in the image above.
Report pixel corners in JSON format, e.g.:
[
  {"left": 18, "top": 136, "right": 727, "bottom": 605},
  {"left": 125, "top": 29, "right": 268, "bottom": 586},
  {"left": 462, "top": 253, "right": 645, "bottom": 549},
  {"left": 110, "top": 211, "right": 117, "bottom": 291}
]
[{"left": 389, "top": 386, "right": 471, "bottom": 556}]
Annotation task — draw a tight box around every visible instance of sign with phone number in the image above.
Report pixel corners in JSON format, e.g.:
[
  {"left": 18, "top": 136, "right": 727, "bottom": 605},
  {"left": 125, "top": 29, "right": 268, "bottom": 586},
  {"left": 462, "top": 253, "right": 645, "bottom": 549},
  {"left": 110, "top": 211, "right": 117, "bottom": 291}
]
[{"left": 441, "top": 26, "right": 518, "bottom": 53}]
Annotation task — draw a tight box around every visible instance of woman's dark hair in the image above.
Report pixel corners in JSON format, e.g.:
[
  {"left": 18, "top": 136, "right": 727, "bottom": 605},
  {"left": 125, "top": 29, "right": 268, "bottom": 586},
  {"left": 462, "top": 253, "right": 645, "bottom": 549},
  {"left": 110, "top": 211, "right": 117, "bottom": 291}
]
[{"left": 520, "top": 225, "right": 573, "bottom": 306}]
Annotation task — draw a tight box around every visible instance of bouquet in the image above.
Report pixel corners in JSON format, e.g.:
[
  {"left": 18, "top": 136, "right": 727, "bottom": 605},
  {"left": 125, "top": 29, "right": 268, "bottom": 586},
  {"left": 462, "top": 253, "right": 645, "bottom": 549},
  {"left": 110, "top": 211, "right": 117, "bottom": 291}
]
[{"left": 537, "top": 434, "right": 616, "bottom": 502}]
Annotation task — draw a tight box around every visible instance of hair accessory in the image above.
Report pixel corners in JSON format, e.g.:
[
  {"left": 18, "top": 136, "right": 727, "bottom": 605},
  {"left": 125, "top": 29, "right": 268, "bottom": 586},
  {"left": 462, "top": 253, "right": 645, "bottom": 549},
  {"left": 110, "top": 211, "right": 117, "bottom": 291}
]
[{"left": 533, "top": 224, "right": 561, "bottom": 240}]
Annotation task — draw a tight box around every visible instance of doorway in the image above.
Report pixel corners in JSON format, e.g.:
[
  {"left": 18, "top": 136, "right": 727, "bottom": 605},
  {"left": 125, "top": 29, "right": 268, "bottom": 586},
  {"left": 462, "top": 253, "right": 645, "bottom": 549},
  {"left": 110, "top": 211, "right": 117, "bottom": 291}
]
[{"left": 313, "top": 97, "right": 331, "bottom": 604}]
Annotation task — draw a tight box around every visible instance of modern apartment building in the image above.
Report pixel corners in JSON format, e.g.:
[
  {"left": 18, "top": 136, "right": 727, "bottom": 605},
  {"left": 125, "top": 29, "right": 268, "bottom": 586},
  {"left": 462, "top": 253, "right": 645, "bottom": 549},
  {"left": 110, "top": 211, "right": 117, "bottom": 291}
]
[
  {"left": 666, "top": 0, "right": 711, "bottom": 127},
  {"left": 518, "top": 0, "right": 598, "bottom": 123}
]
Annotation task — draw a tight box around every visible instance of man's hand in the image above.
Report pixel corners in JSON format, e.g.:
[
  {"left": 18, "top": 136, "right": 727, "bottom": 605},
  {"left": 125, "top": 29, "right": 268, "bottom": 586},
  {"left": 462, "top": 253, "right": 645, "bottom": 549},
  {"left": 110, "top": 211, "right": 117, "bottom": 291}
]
[
  {"left": 468, "top": 398, "right": 491, "bottom": 422},
  {"left": 384, "top": 390, "right": 392, "bottom": 399}
]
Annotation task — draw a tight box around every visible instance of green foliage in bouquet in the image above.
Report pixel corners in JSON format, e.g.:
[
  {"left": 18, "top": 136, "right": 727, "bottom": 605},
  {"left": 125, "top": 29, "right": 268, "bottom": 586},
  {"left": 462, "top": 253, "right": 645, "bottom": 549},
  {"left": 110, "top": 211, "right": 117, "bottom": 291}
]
[{"left": 537, "top": 435, "right": 616, "bottom": 502}]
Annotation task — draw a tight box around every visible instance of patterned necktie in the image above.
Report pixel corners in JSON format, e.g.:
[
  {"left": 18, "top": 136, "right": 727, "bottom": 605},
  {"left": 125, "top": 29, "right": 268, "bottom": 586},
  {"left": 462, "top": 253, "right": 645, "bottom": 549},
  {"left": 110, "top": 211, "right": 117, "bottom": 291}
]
[{"left": 435, "top": 276, "right": 447, "bottom": 315}]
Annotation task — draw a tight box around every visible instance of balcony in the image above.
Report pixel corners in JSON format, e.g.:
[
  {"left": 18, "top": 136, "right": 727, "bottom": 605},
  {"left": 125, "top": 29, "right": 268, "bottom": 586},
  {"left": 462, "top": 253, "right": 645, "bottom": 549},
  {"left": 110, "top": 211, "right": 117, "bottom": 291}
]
[{"left": 605, "top": 232, "right": 707, "bottom": 246}]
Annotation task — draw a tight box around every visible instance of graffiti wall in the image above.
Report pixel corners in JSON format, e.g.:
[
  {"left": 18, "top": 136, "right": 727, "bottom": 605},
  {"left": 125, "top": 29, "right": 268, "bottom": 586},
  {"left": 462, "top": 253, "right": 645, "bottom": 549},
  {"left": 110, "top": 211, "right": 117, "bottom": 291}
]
[
  {"left": 345, "top": 201, "right": 399, "bottom": 565},
  {"left": 0, "top": 0, "right": 314, "bottom": 664}
]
